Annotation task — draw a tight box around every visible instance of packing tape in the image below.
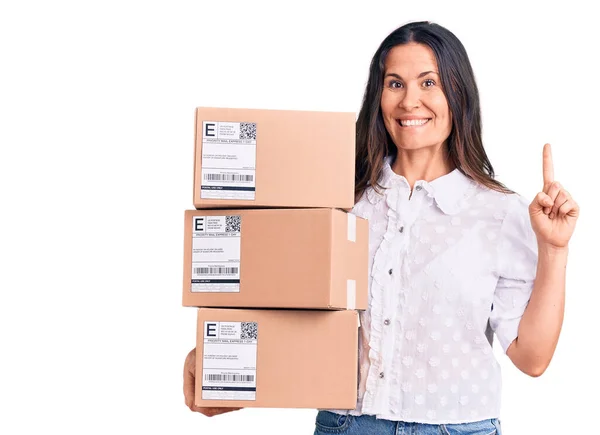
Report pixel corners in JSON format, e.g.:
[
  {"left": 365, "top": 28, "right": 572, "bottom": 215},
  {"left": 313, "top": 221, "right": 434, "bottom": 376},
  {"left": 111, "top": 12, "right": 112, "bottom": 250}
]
[
  {"left": 347, "top": 279, "right": 356, "bottom": 310},
  {"left": 347, "top": 213, "right": 356, "bottom": 242}
]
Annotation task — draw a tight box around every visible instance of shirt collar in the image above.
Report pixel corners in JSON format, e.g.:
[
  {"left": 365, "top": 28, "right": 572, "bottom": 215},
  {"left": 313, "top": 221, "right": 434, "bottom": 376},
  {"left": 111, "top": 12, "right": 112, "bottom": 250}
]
[{"left": 366, "top": 156, "right": 476, "bottom": 215}]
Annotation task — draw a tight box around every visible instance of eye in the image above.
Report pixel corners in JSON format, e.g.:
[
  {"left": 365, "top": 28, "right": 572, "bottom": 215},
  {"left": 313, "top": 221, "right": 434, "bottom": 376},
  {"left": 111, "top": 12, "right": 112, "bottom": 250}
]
[
  {"left": 423, "top": 79, "right": 436, "bottom": 88},
  {"left": 386, "top": 80, "right": 403, "bottom": 89}
]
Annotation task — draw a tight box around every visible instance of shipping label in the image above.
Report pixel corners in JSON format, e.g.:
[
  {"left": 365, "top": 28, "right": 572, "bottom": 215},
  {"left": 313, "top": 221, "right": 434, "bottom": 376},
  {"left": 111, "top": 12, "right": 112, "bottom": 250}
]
[
  {"left": 191, "top": 215, "right": 241, "bottom": 293},
  {"left": 202, "top": 321, "right": 258, "bottom": 401},
  {"left": 200, "top": 121, "right": 257, "bottom": 200}
]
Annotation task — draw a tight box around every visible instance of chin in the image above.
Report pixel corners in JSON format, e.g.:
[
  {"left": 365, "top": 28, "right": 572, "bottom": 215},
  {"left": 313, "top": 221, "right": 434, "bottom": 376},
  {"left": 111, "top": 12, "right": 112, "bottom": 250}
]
[{"left": 394, "top": 141, "right": 432, "bottom": 151}]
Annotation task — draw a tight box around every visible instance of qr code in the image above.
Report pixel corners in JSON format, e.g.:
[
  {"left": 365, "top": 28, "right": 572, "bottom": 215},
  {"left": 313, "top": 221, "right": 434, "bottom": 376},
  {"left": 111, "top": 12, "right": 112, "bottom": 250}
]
[
  {"left": 240, "top": 122, "right": 256, "bottom": 140},
  {"left": 241, "top": 322, "right": 258, "bottom": 339},
  {"left": 225, "top": 215, "right": 241, "bottom": 232}
]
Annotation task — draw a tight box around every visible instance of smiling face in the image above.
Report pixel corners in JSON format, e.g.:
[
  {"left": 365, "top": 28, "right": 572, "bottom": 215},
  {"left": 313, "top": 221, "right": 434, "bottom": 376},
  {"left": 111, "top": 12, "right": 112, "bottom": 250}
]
[{"left": 380, "top": 43, "right": 452, "bottom": 152}]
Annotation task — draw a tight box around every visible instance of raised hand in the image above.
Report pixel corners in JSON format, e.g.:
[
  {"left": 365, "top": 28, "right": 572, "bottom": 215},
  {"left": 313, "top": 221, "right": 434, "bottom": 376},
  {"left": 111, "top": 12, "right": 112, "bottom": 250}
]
[{"left": 528, "top": 143, "right": 579, "bottom": 249}]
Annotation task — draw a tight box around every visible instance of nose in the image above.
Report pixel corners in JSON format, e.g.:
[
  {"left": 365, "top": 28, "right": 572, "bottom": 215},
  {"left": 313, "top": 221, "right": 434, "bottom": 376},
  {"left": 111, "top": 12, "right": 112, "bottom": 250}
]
[{"left": 398, "top": 84, "right": 421, "bottom": 110}]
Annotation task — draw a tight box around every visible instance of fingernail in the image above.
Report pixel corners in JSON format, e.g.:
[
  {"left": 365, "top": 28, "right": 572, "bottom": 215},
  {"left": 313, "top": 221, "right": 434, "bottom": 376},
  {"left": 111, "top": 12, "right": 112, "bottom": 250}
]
[{"left": 549, "top": 213, "right": 554, "bottom": 219}]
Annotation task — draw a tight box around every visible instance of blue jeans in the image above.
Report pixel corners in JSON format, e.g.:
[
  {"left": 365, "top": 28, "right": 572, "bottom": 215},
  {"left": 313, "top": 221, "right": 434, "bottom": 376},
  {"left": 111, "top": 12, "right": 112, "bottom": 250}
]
[{"left": 314, "top": 411, "right": 502, "bottom": 435}]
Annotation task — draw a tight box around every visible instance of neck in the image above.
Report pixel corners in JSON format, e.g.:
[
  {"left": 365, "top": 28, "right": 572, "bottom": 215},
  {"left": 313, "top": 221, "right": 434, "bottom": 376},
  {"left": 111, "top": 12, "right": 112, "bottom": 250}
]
[{"left": 390, "top": 145, "right": 455, "bottom": 188}]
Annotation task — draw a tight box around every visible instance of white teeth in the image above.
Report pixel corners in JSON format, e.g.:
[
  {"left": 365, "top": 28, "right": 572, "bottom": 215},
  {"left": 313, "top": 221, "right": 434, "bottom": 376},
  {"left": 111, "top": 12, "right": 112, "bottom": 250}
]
[{"left": 400, "top": 119, "right": 429, "bottom": 126}]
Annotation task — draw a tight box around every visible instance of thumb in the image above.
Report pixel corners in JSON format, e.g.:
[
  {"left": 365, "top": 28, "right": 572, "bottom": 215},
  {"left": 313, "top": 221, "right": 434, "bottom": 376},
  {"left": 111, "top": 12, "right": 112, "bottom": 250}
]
[
  {"left": 530, "top": 191, "right": 553, "bottom": 215},
  {"left": 184, "top": 349, "right": 197, "bottom": 410}
]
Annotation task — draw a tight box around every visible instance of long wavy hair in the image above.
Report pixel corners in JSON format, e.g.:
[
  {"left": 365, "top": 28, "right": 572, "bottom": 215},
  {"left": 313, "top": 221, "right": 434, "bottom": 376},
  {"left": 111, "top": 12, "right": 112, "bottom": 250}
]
[{"left": 355, "top": 21, "right": 512, "bottom": 202}]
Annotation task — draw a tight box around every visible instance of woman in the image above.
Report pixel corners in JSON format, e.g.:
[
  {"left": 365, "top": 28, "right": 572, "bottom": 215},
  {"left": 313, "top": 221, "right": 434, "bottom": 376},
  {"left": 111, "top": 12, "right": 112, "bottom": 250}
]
[{"left": 183, "top": 21, "right": 579, "bottom": 434}]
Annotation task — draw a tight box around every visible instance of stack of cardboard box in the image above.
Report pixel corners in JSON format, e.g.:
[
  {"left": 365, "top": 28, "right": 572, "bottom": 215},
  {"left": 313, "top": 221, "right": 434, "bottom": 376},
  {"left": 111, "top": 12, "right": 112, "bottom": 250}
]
[{"left": 182, "top": 107, "right": 368, "bottom": 409}]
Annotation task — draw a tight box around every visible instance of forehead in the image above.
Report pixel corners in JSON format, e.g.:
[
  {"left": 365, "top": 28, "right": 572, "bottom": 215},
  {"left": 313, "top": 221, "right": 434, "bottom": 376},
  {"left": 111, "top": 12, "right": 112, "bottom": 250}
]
[{"left": 384, "top": 43, "right": 438, "bottom": 73}]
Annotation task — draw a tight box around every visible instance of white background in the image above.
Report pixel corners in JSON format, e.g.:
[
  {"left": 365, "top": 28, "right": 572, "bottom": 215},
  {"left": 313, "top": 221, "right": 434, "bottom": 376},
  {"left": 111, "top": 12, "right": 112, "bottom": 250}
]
[{"left": 1, "top": 1, "right": 598, "bottom": 434}]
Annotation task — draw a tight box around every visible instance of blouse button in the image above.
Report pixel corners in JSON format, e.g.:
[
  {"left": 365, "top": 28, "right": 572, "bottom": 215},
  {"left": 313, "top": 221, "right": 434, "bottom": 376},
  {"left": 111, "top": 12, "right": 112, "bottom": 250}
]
[
  {"left": 379, "top": 372, "right": 385, "bottom": 379},
  {"left": 388, "top": 269, "right": 393, "bottom": 275},
  {"left": 415, "top": 185, "right": 423, "bottom": 191},
  {"left": 384, "top": 319, "right": 391, "bottom": 326},
  {"left": 399, "top": 226, "right": 404, "bottom": 233}
]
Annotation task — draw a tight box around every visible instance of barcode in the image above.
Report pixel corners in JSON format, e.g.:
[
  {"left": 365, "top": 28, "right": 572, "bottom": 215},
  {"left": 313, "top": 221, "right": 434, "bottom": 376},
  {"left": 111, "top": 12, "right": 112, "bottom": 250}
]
[
  {"left": 226, "top": 215, "right": 241, "bottom": 232},
  {"left": 241, "top": 321, "right": 258, "bottom": 339},
  {"left": 205, "top": 374, "right": 254, "bottom": 382},
  {"left": 194, "top": 267, "right": 239, "bottom": 275},
  {"left": 240, "top": 122, "right": 257, "bottom": 139},
  {"left": 204, "top": 174, "right": 254, "bottom": 182}
]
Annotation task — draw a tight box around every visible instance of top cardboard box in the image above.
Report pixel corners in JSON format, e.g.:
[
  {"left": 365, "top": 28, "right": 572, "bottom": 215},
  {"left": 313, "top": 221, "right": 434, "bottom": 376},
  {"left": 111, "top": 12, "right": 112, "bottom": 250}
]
[{"left": 193, "top": 107, "right": 356, "bottom": 209}]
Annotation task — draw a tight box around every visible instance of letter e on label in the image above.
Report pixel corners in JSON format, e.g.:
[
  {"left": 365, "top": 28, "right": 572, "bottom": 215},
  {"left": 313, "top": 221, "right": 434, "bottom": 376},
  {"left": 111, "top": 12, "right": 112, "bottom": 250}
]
[
  {"left": 204, "top": 122, "right": 216, "bottom": 137},
  {"left": 206, "top": 322, "right": 217, "bottom": 338}
]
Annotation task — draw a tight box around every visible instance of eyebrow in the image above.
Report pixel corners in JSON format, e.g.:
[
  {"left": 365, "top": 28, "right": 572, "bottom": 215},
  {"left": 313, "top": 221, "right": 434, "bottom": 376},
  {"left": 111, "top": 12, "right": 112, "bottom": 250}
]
[{"left": 384, "top": 71, "right": 439, "bottom": 79}]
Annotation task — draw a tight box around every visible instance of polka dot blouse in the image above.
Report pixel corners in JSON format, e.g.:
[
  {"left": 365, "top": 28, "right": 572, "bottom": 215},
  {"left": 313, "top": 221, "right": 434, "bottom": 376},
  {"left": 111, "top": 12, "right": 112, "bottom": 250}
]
[{"left": 327, "top": 156, "right": 538, "bottom": 424}]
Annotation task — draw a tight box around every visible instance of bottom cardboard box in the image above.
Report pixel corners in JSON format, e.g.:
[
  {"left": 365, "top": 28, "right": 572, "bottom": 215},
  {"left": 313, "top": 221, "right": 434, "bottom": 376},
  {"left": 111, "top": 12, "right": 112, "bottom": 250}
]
[{"left": 195, "top": 308, "right": 359, "bottom": 409}]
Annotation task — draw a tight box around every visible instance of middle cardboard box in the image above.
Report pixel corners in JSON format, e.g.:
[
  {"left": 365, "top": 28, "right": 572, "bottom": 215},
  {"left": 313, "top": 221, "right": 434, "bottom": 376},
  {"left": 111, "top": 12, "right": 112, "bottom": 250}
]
[{"left": 183, "top": 207, "right": 368, "bottom": 310}]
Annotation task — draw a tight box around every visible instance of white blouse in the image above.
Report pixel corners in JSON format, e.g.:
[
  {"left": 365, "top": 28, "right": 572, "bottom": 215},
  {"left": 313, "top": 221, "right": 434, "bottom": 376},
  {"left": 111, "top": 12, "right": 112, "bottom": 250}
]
[{"left": 327, "top": 157, "right": 538, "bottom": 424}]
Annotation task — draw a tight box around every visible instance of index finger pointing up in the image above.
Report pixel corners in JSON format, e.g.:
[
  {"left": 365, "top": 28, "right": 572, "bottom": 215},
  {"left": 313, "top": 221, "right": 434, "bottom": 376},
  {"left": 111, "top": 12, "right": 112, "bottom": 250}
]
[{"left": 543, "top": 143, "right": 554, "bottom": 190}]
